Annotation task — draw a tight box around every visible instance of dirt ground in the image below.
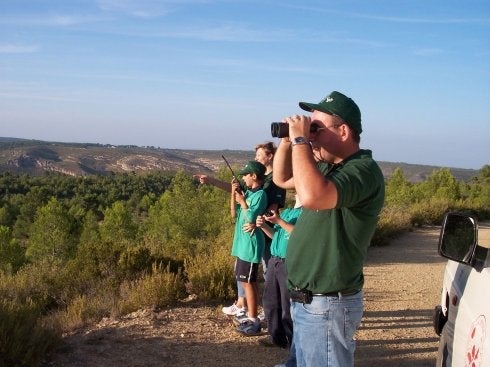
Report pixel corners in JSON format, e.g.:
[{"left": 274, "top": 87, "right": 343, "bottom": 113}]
[{"left": 44, "top": 226, "right": 448, "bottom": 367}]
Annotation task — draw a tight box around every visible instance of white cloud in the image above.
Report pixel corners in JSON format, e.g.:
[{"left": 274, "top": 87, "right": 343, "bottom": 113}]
[
  {"left": 158, "top": 22, "right": 289, "bottom": 42},
  {"left": 280, "top": 4, "right": 490, "bottom": 25},
  {"left": 50, "top": 15, "right": 88, "bottom": 26},
  {"left": 0, "top": 44, "right": 40, "bottom": 54},
  {"left": 355, "top": 14, "right": 490, "bottom": 25},
  {"left": 413, "top": 47, "right": 443, "bottom": 56},
  {"left": 0, "top": 14, "right": 111, "bottom": 27},
  {"left": 96, "top": 0, "right": 175, "bottom": 17}
]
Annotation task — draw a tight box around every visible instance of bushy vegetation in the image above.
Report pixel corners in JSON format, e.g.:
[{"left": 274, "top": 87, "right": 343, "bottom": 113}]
[
  {"left": 372, "top": 165, "right": 490, "bottom": 246},
  {"left": 0, "top": 164, "right": 489, "bottom": 366}
]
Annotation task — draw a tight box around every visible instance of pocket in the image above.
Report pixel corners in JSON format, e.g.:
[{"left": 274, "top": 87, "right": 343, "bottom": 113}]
[
  {"left": 302, "top": 296, "right": 328, "bottom": 316},
  {"left": 344, "top": 306, "right": 363, "bottom": 340}
]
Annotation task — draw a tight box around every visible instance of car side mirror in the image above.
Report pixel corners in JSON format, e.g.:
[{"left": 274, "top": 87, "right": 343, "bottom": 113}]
[
  {"left": 439, "top": 212, "right": 490, "bottom": 272},
  {"left": 439, "top": 212, "right": 477, "bottom": 264}
]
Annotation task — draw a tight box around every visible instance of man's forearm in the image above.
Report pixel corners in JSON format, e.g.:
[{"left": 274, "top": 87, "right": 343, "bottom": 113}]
[
  {"left": 208, "top": 177, "right": 231, "bottom": 192},
  {"left": 292, "top": 144, "right": 337, "bottom": 209},
  {"left": 273, "top": 140, "right": 295, "bottom": 189}
]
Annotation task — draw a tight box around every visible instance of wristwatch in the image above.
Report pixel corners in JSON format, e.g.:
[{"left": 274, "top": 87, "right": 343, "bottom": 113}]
[{"left": 291, "top": 137, "right": 310, "bottom": 146}]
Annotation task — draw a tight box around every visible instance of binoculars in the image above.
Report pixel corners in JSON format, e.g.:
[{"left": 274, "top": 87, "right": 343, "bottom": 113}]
[{"left": 270, "top": 122, "right": 322, "bottom": 138}]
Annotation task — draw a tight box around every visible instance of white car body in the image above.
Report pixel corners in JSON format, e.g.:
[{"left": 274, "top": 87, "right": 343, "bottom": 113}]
[
  {"left": 435, "top": 214, "right": 490, "bottom": 367},
  {"left": 438, "top": 260, "right": 490, "bottom": 366}
]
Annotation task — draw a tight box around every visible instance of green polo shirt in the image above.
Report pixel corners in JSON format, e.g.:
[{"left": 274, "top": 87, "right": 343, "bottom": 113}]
[
  {"left": 231, "top": 187, "right": 268, "bottom": 263},
  {"left": 270, "top": 207, "right": 302, "bottom": 259},
  {"left": 286, "top": 149, "right": 385, "bottom": 293}
]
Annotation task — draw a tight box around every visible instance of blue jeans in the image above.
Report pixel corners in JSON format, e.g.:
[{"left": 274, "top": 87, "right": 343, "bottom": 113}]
[{"left": 291, "top": 290, "right": 363, "bottom": 367}]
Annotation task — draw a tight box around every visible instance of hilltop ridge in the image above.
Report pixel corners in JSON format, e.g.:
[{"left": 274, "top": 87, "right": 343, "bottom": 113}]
[{"left": 0, "top": 137, "right": 480, "bottom": 182}]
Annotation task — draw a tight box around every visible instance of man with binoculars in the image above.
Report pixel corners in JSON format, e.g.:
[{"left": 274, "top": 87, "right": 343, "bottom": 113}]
[{"left": 271, "top": 91, "right": 385, "bottom": 367}]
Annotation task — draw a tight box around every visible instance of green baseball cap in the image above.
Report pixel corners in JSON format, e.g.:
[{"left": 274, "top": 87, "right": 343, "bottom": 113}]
[
  {"left": 238, "top": 161, "right": 266, "bottom": 178},
  {"left": 299, "top": 91, "right": 362, "bottom": 134}
]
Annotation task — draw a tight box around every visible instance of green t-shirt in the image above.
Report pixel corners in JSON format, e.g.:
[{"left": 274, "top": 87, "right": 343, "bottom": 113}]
[
  {"left": 231, "top": 187, "right": 268, "bottom": 263},
  {"left": 270, "top": 207, "right": 302, "bottom": 258},
  {"left": 286, "top": 149, "right": 385, "bottom": 293},
  {"left": 239, "top": 172, "right": 285, "bottom": 209}
]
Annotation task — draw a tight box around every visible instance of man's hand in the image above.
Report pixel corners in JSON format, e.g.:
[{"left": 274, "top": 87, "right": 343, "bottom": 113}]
[
  {"left": 286, "top": 114, "right": 311, "bottom": 141},
  {"left": 193, "top": 174, "right": 209, "bottom": 184}
]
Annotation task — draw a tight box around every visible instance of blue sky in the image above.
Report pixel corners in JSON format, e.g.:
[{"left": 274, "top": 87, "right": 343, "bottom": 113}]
[{"left": 1, "top": 0, "right": 489, "bottom": 170}]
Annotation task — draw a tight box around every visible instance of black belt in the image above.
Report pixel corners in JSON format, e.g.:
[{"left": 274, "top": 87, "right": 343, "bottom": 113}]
[
  {"left": 313, "top": 289, "right": 361, "bottom": 297},
  {"left": 291, "top": 288, "right": 360, "bottom": 304}
]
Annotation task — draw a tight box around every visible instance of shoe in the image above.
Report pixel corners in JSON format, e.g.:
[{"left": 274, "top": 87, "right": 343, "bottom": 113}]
[
  {"left": 235, "top": 319, "right": 261, "bottom": 336},
  {"left": 258, "top": 311, "right": 265, "bottom": 321},
  {"left": 258, "top": 335, "right": 286, "bottom": 348},
  {"left": 222, "top": 302, "right": 247, "bottom": 316},
  {"left": 232, "top": 311, "right": 248, "bottom": 326}
]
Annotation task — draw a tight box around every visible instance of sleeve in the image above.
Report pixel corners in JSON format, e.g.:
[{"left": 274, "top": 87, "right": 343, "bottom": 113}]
[{"left": 330, "top": 159, "right": 382, "bottom": 208}]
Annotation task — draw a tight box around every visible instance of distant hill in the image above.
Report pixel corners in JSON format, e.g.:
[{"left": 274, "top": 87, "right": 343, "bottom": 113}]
[{"left": 0, "top": 137, "right": 480, "bottom": 182}]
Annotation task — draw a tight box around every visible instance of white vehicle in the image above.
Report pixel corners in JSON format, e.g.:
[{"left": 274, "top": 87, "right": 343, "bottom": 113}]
[{"left": 434, "top": 212, "right": 490, "bottom": 367}]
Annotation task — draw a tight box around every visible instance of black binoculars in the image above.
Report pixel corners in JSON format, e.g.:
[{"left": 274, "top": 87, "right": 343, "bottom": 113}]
[{"left": 270, "top": 122, "right": 322, "bottom": 138}]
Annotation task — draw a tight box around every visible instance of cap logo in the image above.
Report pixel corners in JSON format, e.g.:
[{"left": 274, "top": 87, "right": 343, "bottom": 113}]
[{"left": 326, "top": 97, "right": 334, "bottom": 103}]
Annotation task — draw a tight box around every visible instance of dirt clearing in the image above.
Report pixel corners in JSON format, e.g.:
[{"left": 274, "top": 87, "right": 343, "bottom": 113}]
[{"left": 45, "top": 226, "right": 447, "bottom": 367}]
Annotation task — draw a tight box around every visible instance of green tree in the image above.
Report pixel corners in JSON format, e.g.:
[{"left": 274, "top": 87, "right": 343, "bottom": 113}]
[
  {"left": 413, "top": 168, "right": 461, "bottom": 202},
  {"left": 464, "top": 165, "right": 490, "bottom": 210},
  {"left": 480, "top": 165, "right": 490, "bottom": 181},
  {"left": 144, "top": 171, "right": 228, "bottom": 258},
  {"left": 79, "top": 210, "right": 101, "bottom": 245},
  {"left": 99, "top": 201, "right": 138, "bottom": 244},
  {"left": 385, "top": 168, "right": 413, "bottom": 206},
  {"left": 0, "top": 203, "right": 17, "bottom": 227},
  {"left": 0, "top": 226, "right": 26, "bottom": 273},
  {"left": 25, "top": 197, "right": 77, "bottom": 263}
]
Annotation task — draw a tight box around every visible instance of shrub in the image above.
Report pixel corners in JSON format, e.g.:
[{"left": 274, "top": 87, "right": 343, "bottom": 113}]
[
  {"left": 0, "top": 261, "right": 66, "bottom": 312},
  {"left": 185, "top": 234, "right": 236, "bottom": 302},
  {"left": 409, "top": 198, "right": 455, "bottom": 226},
  {"left": 371, "top": 206, "right": 412, "bottom": 246},
  {"left": 50, "top": 278, "right": 119, "bottom": 333},
  {"left": 117, "top": 246, "right": 154, "bottom": 279},
  {"left": 118, "top": 264, "right": 187, "bottom": 315},
  {"left": 0, "top": 299, "right": 60, "bottom": 367}
]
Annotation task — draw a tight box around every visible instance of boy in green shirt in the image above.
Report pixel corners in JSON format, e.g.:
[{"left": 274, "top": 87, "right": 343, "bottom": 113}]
[
  {"left": 231, "top": 161, "right": 268, "bottom": 336},
  {"left": 256, "top": 193, "right": 302, "bottom": 352}
]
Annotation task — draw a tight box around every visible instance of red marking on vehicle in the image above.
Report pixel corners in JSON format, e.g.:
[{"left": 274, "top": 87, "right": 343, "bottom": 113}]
[{"left": 465, "top": 315, "right": 486, "bottom": 367}]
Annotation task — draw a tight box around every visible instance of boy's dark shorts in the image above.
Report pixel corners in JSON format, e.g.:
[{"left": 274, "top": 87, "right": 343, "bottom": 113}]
[{"left": 234, "top": 258, "right": 259, "bottom": 283}]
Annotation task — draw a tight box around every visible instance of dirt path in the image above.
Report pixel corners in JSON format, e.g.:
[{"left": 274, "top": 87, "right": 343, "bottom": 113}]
[
  {"left": 357, "top": 226, "right": 445, "bottom": 366},
  {"left": 45, "top": 226, "right": 446, "bottom": 367}
]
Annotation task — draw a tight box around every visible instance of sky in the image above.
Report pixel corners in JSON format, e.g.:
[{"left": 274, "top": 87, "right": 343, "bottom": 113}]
[{"left": 1, "top": 0, "right": 489, "bottom": 170}]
